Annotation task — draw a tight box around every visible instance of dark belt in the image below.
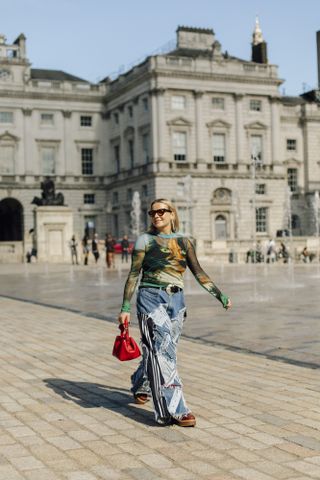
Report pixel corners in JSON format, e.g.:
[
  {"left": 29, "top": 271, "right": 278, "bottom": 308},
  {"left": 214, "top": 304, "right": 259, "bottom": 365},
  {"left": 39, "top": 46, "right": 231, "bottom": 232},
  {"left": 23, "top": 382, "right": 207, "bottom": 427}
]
[{"left": 140, "top": 284, "right": 183, "bottom": 294}]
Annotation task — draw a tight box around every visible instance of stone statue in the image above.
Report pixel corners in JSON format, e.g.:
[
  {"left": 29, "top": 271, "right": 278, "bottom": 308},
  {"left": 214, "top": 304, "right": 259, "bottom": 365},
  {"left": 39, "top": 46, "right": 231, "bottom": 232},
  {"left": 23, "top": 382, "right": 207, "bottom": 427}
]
[{"left": 31, "top": 177, "right": 64, "bottom": 206}]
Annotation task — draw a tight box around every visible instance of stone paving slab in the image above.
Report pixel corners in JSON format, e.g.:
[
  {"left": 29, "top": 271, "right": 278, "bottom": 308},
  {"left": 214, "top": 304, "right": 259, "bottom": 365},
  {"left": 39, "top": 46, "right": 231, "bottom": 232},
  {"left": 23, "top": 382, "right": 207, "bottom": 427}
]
[{"left": 0, "top": 297, "right": 320, "bottom": 479}]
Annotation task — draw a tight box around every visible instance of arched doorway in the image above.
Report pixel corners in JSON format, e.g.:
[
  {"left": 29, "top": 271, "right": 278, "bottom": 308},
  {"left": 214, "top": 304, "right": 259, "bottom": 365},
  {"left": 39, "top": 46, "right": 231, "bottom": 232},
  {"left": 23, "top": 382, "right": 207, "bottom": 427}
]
[
  {"left": 215, "top": 215, "right": 227, "bottom": 240},
  {"left": 0, "top": 198, "right": 23, "bottom": 241}
]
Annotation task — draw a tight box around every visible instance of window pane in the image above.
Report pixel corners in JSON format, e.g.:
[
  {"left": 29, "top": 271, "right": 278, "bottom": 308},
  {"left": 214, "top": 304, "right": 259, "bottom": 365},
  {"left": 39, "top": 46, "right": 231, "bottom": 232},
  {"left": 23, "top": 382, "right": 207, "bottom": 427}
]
[
  {"left": 0, "top": 145, "right": 14, "bottom": 173},
  {"left": 171, "top": 95, "right": 186, "bottom": 110},
  {"left": 287, "top": 139, "right": 296, "bottom": 151},
  {"left": 213, "top": 133, "right": 225, "bottom": 162},
  {"left": 114, "top": 145, "right": 120, "bottom": 173},
  {"left": 84, "top": 194, "right": 95, "bottom": 204},
  {"left": 41, "top": 113, "right": 54, "bottom": 125},
  {"left": 142, "top": 134, "right": 149, "bottom": 163},
  {"left": 250, "top": 99, "right": 262, "bottom": 111},
  {"left": 128, "top": 139, "right": 134, "bottom": 168},
  {"left": 173, "top": 132, "right": 187, "bottom": 162},
  {"left": 42, "top": 147, "right": 55, "bottom": 175},
  {"left": 287, "top": 168, "right": 298, "bottom": 192},
  {"left": 251, "top": 135, "right": 263, "bottom": 164},
  {"left": 212, "top": 97, "right": 225, "bottom": 110},
  {"left": 80, "top": 115, "right": 92, "bottom": 127},
  {"left": 81, "top": 148, "right": 93, "bottom": 175},
  {"left": 255, "top": 184, "right": 266, "bottom": 194},
  {"left": 256, "top": 207, "right": 267, "bottom": 233},
  {"left": 0, "top": 112, "right": 13, "bottom": 123}
]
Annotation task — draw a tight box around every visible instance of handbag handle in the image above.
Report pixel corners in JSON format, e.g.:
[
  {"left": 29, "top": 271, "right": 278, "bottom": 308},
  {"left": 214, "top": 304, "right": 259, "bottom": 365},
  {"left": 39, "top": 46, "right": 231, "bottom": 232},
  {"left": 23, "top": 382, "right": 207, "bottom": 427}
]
[{"left": 119, "top": 320, "right": 129, "bottom": 334}]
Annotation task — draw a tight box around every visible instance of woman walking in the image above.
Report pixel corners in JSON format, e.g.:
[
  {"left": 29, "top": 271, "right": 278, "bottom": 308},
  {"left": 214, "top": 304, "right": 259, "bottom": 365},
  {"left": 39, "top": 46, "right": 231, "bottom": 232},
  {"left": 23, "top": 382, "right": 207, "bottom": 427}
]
[{"left": 118, "top": 199, "right": 231, "bottom": 427}]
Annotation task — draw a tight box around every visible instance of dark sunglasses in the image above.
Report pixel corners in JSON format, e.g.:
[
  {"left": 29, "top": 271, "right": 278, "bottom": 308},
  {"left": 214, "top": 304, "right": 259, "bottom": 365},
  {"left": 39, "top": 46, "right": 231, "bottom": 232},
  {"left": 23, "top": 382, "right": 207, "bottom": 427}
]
[{"left": 148, "top": 208, "right": 171, "bottom": 217}]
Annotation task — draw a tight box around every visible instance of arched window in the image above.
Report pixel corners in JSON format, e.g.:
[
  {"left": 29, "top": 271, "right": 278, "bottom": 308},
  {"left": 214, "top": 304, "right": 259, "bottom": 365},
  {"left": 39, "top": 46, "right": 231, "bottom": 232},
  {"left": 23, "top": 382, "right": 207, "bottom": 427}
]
[
  {"left": 215, "top": 215, "right": 227, "bottom": 240},
  {"left": 0, "top": 198, "right": 23, "bottom": 241}
]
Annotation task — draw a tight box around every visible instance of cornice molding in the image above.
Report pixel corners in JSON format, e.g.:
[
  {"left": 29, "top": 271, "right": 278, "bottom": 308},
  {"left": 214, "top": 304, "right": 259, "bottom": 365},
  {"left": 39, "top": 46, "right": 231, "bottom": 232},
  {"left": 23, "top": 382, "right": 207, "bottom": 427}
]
[
  {"left": 244, "top": 121, "right": 268, "bottom": 130},
  {"left": 166, "top": 116, "right": 192, "bottom": 127},
  {"left": 206, "top": 119, "right": 231, "bottom": 129},
  {"left": 0, "top": 130, "right": 20, "bottom": 142}
]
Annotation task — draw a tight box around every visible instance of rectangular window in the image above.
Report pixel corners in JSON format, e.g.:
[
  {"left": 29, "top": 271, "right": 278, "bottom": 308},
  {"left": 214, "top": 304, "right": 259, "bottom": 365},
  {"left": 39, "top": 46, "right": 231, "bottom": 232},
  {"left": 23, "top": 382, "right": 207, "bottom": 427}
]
[
  {"left": 256, "top": 184, "right": 266, "bottom": 195},
  {"left": 178, "top": 206, "right": 188, "bottom": 234},
  {"left": 0, "top": 112, "right": 13, "bottom": 124},
  {"left": 173, "top": 132, "right": 187, "bottom": 162},
  {"left": 212, "top": 97, "right": 225, "bottom": 110},
  {"left": 288, "top": 168, "right": 298, "bottom": 192},
  {"left": 128, "top": 106, "right": 133, "bottom": 118},
  {"left": 80, "top": 115, "right": 92, "bottom": 127},
  {"left": 250, "top": 99, "right": 262, "bottom": 111},
  {"left": 40, "top": 113, "right": 54, "bottom": 125},
  {"left": 287, "top": 139, "right": 297, "bottom": 151},
  {"left": 256, "top": 207, "right": 267, "bottom": 233},
  {"left": 112, "top": 191, "right": 119, "bottom": 204},
  {"left": 114, "top": 145, "right": 120, "bottom": 173},
  {"left": 0, "top": 145, "right": 14, "bottom": 174},
  {"left": 171, "top": 95, "right": 186, "bottom": 110},
  {"left": 142, "top": 184, "right": 148, "bottom": 197},
  {"left": 114, "top": 112, "right": 119, "bottom": 125},
  {"left": 142, "top": 134, "right": 149, "bottom": 163},
  {"left": 42, "top": 147, "right": 55, "bottom": 175},
  {"left": 213, "top": 133, "right": 226, "bottom": 163},
  {"left": 250, "top": 135, "right": 263, "bottom": 164},
  {"left": 81, "top": 148, "right": 93, "bottom": 175},
  {"left": 142, "top": 98, "right": 149, "bottom": 112},
  {"left": 128, "top": 139, "right": 134, "bottom": 169},
  {"left": 127, "top": 188, "right": 133, "bottom": 201},
  {"left": 84, "top": 194, "right": 95, "bottom": 204}
]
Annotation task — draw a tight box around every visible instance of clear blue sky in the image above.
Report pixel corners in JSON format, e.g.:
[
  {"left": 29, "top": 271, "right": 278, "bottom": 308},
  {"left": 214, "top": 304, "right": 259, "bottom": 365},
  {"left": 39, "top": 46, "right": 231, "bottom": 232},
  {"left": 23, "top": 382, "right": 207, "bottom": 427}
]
[{"left": 2, "top": 0, "right": 319, "bottom": 95}]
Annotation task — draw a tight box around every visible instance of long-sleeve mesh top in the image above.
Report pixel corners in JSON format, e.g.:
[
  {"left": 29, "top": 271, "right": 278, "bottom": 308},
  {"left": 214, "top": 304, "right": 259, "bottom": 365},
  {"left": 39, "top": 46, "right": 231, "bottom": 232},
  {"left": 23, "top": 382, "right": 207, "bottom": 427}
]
[{"left": 121, "top": 232, "right": 229, "bottom": 312}]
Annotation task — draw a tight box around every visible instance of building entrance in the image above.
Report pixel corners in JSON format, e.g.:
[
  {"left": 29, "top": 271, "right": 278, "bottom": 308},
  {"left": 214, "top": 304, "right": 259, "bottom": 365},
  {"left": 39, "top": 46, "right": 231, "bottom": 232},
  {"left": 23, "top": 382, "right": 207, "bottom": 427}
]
[{"left": 0, "top": 198, "right": 23, "bottom": 241}]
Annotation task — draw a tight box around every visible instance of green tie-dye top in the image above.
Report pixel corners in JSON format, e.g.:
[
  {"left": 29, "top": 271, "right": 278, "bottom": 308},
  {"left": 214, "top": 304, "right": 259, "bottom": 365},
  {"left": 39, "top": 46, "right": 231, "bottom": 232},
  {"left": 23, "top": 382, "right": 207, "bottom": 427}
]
[{"left": 121, "top": 232, "right": 229, "bottom": 312}]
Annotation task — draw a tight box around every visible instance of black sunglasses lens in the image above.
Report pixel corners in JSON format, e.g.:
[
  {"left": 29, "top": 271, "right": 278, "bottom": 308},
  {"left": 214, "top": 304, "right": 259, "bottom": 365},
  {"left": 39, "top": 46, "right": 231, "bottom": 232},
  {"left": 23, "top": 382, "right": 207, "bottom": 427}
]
[{"left": 148, "top": 209, "right": 169, "bottom": 217}]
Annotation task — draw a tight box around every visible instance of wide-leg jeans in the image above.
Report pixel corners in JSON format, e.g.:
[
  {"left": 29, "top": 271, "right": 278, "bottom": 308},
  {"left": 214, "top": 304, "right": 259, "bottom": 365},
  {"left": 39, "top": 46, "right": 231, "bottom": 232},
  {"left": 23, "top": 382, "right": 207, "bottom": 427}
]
[{"left": 131, "top": 287, "right": 190, "bottom": 425}]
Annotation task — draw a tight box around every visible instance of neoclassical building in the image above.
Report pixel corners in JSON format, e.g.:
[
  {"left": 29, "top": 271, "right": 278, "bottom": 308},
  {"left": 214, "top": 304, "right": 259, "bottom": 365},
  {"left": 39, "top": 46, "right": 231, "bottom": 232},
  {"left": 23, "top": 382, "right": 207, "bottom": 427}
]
[{"left": 0, "top": 22, "right": 320, "bottom": 261}]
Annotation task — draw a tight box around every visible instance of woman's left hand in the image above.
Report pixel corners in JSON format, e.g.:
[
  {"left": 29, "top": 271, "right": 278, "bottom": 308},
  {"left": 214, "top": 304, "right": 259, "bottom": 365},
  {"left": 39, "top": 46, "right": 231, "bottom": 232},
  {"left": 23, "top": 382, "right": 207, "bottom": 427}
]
[{"left": 224, "top": 298, "right": 232, "bottom": 310}]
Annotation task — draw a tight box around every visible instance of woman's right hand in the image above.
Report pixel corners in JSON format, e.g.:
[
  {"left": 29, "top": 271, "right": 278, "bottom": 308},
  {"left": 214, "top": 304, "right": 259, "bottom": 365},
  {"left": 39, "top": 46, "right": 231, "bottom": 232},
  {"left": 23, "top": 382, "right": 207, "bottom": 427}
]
[{"left": 118, "top": 311, "right": 130, "bottom": 325}]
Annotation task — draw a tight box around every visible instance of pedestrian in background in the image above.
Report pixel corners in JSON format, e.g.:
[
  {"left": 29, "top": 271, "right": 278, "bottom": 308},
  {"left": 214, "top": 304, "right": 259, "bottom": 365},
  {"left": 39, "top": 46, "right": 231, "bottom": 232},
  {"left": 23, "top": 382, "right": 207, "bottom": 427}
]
[
  {"left": 82, "top": 234, "right": 90, "bottom": 266},
  {"left": 105, "top": 234, "right": 116, "bottom": 268},
  {"left": 118, "top": 198, "right": 231, "bottom": 427},
  {"left": 92, "top": 233, "right": 100, "bottom": 263},
  {"left": 121, "top": 234, "right": 130, "bottom": 263},
  {"left": 69, "top": 234, "right": 79, "bottom": 265}
]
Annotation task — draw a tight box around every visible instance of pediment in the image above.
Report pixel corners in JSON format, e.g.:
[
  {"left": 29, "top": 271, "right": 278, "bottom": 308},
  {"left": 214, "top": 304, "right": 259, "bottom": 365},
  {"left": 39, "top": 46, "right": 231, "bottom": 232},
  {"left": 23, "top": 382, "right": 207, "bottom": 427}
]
[
  {"left": 283, "top": 157, "right": 301, "bottom": 166},
  {"left": 167, "top": 116, "right": 192, "bottom": 127},
  {"left": 0, "top": 130, "right": 19, "bottom": 142},
  {"left": 206, "top": 119, "right": 231, "bottom": 129},
  {"left": 124, "top": 126, "right": 134, "bottom": 137},
  {"left": 244, "top": 121, "right": 267, "bottom": 130}
]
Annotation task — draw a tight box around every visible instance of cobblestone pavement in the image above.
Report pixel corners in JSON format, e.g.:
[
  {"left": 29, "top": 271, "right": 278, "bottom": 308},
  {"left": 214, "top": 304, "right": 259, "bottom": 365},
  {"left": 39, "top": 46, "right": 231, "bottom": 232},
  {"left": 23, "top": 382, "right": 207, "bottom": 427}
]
[
  {"left": 1, "top": 297, "right": 320, "bottom": 479},
  {"left": 0, "top": 261, "right": 319, "bottom": 368}
]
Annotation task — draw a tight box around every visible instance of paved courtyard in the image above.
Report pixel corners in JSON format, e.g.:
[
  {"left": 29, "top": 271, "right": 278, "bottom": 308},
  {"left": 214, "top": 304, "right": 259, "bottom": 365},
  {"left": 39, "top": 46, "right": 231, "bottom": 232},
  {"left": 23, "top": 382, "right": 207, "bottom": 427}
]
[
  {"left": 0, "top": 260, "right": 319, "bottom": 368},
  {"left": 1, "top": 296, "right": 320, "bottom": 479}
]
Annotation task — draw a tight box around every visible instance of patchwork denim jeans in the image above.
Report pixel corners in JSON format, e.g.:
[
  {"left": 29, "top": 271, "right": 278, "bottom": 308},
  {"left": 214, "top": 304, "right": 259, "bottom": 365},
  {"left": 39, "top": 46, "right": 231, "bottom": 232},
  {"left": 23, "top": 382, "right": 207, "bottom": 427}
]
[{"left": 131, "top": 287, "right": 190, "bottom": 425}]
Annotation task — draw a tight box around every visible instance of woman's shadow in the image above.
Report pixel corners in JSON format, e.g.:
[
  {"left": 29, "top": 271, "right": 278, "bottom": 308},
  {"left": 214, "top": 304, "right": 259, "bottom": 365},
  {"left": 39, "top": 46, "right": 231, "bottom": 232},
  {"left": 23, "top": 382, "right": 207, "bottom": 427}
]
[{"left": 44, "top": 378, "right": 156, "bottom": 427}]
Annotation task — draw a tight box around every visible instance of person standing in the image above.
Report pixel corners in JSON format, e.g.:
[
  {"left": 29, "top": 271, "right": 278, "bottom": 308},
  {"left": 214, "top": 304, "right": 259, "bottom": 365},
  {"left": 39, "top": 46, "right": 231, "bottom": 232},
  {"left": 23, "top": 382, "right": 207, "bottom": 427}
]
[
  {"left": 82, "top": 234, "right": 89, "bottom": 266},
  {"left": 118, "top": 198, "right": 231, "bottom": 427},
  {"left": 121, "top": 234, "right": 130, "bottom": 263},
  {"left": 92, "top": 233, "right": 100, "bottom": 263},
  {"left": 105, "top": 234, "right": 116, "bottom": 268},
  {"left": 69, "top": 235, "right": 79, "bottom": 265}
]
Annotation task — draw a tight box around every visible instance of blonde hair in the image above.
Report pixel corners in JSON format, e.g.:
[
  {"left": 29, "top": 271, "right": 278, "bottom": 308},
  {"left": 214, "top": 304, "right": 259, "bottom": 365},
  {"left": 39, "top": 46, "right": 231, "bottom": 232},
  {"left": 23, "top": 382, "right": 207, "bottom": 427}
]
[{"left": 148, "top": 198, "right": 180, "bottom": 234}]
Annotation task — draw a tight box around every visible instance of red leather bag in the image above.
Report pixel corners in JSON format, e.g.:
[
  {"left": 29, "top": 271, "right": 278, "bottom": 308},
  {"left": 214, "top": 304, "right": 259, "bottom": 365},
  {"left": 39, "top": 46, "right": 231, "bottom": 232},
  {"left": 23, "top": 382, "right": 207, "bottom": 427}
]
[{"left": 112, "top": 321, "right": 141, "bottom": 361}]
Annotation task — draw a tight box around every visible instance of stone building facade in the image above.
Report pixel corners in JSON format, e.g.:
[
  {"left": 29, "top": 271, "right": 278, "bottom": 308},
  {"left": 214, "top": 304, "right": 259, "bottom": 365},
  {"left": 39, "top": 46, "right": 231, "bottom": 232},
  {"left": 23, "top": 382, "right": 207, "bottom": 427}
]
[{"left": 1, "top": 23, "right": 320, "bottom": 262}]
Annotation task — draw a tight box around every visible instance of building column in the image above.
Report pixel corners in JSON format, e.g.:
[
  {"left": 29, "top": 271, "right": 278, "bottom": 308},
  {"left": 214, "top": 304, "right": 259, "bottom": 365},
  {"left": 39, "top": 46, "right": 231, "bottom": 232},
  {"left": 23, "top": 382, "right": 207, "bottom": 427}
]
[
  {"left": 150, "top": 90, "right": 159, "bottom": 163},
  {"left": 62, "top": 110, "right": 72, "bottom": 175},
  {"left": 234, "top": 94, "right": 244, "bottom": 164},
  {"left": 156, "top": 89, "right": 166, "bottom": 162},
  {"left": 270, "top": 97, "right": 280, "bottom": 165},
  {"left": 194, "top": 91, "right": 204, "bottom": 163},
  {"left": 22, "top": 108, "right": 33, "bottom": 174}
]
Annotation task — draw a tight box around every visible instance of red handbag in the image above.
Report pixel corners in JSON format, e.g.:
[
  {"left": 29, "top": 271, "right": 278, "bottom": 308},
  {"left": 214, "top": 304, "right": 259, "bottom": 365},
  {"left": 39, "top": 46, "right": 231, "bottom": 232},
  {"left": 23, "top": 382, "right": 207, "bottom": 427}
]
[{"left": 112, "top": 321, "right": 141, "bottom": 361}]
